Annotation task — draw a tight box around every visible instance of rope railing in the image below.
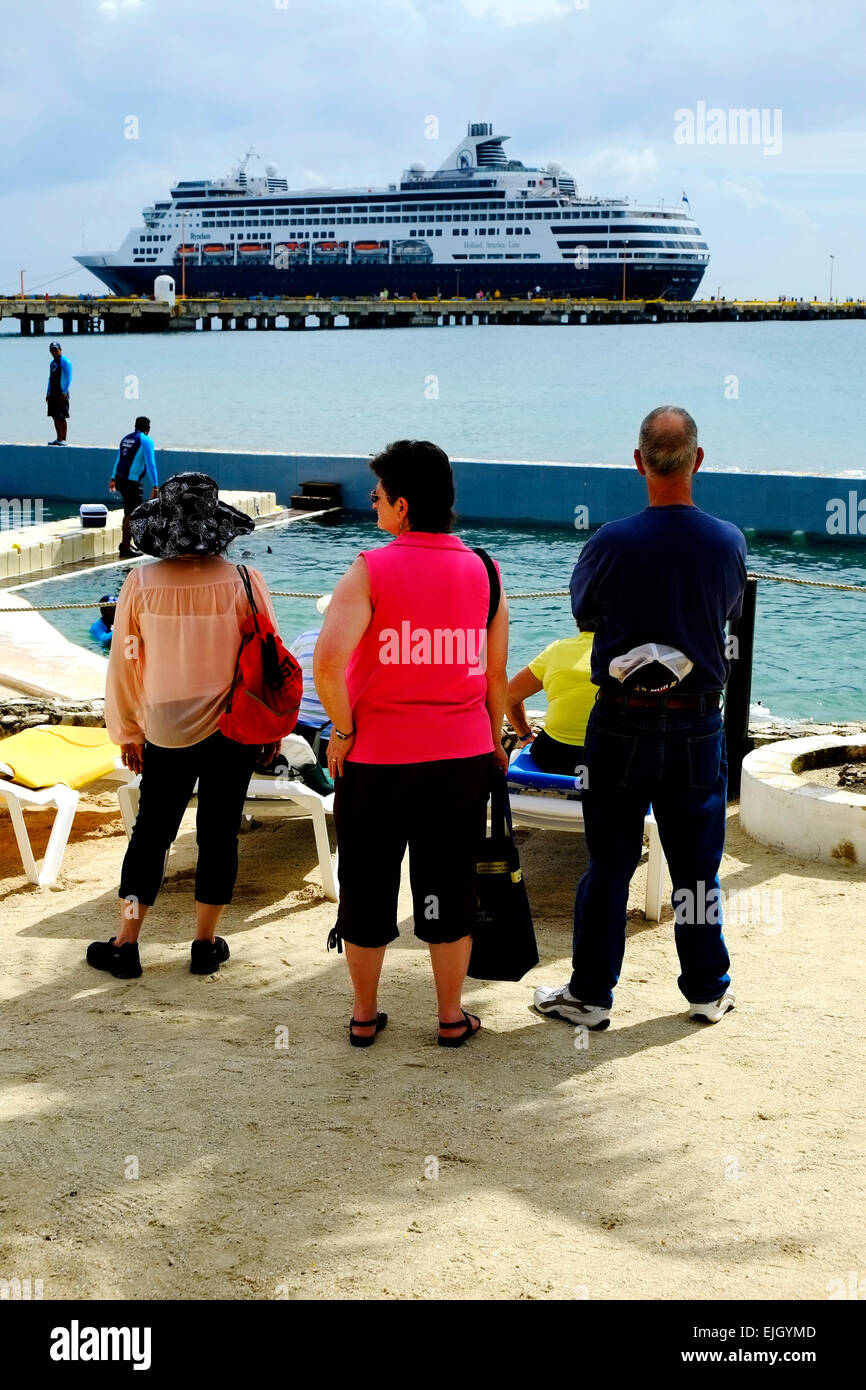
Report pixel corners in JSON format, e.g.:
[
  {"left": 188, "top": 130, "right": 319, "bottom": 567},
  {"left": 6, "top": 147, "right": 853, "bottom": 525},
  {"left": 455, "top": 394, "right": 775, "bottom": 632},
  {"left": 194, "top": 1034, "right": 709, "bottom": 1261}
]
[{"left": 2, "top": 570, "right": 866, "bottom": 612}]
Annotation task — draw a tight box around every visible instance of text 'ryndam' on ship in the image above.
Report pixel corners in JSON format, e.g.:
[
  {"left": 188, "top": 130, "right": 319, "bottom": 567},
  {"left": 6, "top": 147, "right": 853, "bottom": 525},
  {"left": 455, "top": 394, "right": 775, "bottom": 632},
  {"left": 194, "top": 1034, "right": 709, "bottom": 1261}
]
[{"left": 76, "top": 122, "right": 710, "bottom": 300}]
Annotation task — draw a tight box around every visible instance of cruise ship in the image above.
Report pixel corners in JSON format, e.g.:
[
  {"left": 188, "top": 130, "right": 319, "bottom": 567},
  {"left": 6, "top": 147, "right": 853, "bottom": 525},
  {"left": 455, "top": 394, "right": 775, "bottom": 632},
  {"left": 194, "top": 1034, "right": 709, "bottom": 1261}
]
[{"left": 76, "top": 123, "right": 709, "bottom": 300}]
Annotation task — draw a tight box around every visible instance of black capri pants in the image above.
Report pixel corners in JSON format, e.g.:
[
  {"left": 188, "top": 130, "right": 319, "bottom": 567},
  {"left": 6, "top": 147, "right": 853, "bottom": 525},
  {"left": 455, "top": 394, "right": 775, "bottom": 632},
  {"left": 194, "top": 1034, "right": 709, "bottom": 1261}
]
[
  {"left": 331, "top": 753, "right": 493, "bottom": 951},
  {"left": 531, "top": 727, "right": 585, "bottom": 776},
  {"left": 119, "top": 730, "right": 258, "bottom": 907}
]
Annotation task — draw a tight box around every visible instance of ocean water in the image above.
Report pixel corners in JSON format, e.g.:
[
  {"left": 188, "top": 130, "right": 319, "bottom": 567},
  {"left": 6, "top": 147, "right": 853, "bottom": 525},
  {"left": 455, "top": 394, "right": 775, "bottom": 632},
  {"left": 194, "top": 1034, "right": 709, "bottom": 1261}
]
[
  {"left": 12, "top": 516, "right": 866, "bottom": 725},
  {"left": 2, "top": 320, "right": 866, "bottom": 476}
]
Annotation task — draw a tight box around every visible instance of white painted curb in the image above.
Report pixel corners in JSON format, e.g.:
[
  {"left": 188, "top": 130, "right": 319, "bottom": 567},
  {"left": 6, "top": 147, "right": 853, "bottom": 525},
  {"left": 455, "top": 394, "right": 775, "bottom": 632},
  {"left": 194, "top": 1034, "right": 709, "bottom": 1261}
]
[{"left": 740, "top": 735, "right": 866, "bottom": 867}]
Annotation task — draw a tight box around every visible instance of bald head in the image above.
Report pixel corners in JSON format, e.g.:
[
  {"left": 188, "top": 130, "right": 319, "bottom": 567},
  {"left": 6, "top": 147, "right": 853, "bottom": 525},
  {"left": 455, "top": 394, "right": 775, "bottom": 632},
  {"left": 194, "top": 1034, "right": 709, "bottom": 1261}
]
[{"left": 638, "top": 406, "right": 699, "bottom": 477}]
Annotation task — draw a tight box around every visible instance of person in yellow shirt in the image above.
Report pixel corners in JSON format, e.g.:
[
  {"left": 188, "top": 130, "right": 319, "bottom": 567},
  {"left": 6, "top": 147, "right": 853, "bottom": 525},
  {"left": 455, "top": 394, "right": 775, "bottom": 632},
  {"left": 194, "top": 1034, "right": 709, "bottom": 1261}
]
[{"left": 505, "top": 631, "right": 594, "bottom": 774}]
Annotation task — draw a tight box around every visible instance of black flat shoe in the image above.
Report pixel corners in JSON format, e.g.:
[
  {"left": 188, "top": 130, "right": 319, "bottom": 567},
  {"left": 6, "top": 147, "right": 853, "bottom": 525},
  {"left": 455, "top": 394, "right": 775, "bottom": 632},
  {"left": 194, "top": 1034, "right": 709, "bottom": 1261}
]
[
  {"left": 86, "top": 936, "right": 142, "bottom": 979},
  {"left": 190, "top": 936, "right": 230, "bottom": 975},
  {"left": 437, "top": 1011, "right": 481, "bottom": 1048},
  {"left": 349, "top": 1013, "right": 388, "bottom": 1047}
]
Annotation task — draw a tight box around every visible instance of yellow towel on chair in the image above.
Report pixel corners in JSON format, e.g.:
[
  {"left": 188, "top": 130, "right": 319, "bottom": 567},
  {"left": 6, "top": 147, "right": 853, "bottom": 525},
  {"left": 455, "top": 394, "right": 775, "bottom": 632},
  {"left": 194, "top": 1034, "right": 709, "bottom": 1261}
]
[{"left": 0, "top": 726, "right": 120, "bottom": 790}]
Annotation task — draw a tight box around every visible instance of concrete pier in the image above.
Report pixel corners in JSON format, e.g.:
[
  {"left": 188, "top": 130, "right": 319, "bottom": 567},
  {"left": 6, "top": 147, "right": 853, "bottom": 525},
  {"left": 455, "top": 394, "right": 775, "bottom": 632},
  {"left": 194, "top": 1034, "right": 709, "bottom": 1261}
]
[{"left": 2, "top": 294, "right": 864, "bottom": 334}]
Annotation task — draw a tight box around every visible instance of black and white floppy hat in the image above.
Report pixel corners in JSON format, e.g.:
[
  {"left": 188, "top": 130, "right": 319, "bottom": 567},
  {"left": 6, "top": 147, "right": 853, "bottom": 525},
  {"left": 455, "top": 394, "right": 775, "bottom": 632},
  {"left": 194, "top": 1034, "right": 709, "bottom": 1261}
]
[{"left": 129, "top": 472, "right": 255, "bottom": 559}]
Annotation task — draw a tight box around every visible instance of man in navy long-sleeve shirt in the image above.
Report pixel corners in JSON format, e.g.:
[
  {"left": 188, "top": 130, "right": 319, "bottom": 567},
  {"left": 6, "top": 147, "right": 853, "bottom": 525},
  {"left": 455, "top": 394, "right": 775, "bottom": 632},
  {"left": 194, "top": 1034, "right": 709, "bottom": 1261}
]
[
  {"left": 109, "top": 415, "right": 159, "bottom": 557},
  {"left": 534, "top": 406, "right": 747, "bottom": 1032}
]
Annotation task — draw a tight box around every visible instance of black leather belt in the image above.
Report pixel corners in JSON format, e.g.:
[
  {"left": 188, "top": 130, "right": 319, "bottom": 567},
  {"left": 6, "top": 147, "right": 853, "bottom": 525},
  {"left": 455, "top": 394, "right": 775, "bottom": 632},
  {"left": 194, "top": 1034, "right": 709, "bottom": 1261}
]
[{"left": 597, "top": 689, "right": 722, "bottom": 711}]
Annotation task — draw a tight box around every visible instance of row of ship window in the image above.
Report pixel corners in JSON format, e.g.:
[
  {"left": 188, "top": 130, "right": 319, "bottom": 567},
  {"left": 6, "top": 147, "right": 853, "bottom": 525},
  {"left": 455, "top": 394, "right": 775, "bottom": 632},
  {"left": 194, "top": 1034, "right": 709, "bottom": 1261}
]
[
  {"left": 137, "top": 231, "right": 705, "bottom": 254},
  {"left": 174, "top": 202, "right": 686, "bottom": 220},
  {"left": 132, "top": 251, "right": 704, "bottom": 265},
  {"left": 151, "top": 215, "right": 694, "bottom": 230},
  {"left": 193, "top": 215, "right": 694, "bottom": 229}
]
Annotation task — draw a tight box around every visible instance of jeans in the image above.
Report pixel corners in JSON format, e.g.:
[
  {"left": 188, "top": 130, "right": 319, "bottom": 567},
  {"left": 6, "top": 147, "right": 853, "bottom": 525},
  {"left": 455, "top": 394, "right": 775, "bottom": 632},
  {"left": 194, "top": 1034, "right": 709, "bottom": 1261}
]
[
  {"left": 570, "top": 701, "right": 730, "bottom": 1008},
  {"left": 118, "top": 731, "right": 258, "bottom": 907}
]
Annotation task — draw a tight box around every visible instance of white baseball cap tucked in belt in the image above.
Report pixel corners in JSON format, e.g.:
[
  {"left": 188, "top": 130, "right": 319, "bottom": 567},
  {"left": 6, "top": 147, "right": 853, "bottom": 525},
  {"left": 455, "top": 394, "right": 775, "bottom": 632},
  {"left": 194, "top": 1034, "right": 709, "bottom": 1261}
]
[{"left": 609, "top": 643, "right": 694, "bottom": 693}]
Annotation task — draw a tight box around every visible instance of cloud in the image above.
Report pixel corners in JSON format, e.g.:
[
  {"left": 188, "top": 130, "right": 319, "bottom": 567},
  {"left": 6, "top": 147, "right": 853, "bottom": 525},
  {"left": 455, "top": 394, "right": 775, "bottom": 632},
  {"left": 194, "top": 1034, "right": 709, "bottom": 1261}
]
[
  {"left": 573, "top": 146, "right": 660, "bottom": 186},
  {"left": 1, "top": 0, "right": 863, "bottom": 300},
  {"left": 720, "top": 176, "right": 816, "bottom": 231},
  {"left": 460, "top": 0, "right": 571, "bottom": 25}
]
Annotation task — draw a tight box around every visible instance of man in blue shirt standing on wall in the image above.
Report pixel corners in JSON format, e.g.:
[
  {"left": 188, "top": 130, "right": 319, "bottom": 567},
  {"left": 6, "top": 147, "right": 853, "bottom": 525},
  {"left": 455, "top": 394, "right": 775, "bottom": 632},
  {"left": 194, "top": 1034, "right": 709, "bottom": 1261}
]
[
  {"left": 534, "top": 405, "right": 747, "bottom": 1031},
  {"left": 46, "top": 341, "right": 72, "bottom": 445},
  {"left": 109, "top": 415, "right": 159, "bottom": 557}
]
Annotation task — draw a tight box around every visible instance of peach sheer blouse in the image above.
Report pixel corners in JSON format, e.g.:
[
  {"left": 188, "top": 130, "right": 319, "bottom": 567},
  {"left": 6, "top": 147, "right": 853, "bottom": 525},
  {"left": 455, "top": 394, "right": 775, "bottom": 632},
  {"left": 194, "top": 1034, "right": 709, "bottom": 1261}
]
[{"left": 105, "top": 556, "right": 279, "bottom": 748}]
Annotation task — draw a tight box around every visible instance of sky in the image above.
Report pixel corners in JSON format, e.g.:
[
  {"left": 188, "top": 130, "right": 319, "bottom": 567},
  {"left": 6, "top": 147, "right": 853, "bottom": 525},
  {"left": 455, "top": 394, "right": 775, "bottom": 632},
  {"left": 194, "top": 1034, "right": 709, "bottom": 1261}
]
[{"left": 1, "top": 0, "right": 864, "bottom": 299}]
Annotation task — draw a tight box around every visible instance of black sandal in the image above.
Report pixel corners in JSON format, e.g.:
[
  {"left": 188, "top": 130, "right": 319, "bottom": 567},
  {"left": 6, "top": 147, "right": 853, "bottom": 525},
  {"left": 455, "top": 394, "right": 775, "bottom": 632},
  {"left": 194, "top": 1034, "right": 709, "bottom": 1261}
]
[
  {"left": 349, "top": 1013, "right": 388, "bottom": 1048},
  {"left": 437, "top": 1011, "right": 481, "bottom": 1048}
]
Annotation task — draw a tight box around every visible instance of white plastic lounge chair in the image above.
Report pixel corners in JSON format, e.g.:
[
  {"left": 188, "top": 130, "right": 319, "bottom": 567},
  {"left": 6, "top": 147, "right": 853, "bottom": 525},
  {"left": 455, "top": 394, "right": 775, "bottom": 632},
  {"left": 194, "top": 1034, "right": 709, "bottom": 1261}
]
[
  {"left": 0, "top": 725, "right": 131, "bottom": 887},
  {"left": 506, "top": 745, "right": 666, "bottom": 922},
  {"left": 116, "top": 735, "right": 338, "bottom": 902}
]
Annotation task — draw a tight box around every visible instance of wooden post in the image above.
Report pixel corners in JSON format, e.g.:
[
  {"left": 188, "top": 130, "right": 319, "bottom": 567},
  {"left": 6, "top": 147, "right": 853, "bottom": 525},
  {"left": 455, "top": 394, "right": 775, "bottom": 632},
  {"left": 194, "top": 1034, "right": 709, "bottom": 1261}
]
[{"left": 724, "top": 577, "right": 757, "bottom": 799}]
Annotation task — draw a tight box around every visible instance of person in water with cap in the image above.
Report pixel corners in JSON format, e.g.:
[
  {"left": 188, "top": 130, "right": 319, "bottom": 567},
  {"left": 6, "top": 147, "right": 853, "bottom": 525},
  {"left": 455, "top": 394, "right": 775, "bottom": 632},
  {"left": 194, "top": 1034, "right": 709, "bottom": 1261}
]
[
  {"left": 89, "top": 594, "right": 118, "bottom": 649},
  {"left": 45, "top": 342, "right": 72, "bottom": 445},
  {"left": 533, "top": 406, "right": 747, "bottom": 1032},
  {"left": 109, "top": 415, "right": 159, "bottom": 558}
]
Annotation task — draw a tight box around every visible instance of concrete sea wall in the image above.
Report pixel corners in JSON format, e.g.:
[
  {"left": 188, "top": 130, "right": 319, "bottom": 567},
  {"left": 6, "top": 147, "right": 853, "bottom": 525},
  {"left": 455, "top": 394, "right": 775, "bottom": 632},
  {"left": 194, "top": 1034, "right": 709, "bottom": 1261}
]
[{"left": 2, "top": 442, "right": 865, "bottom": 540}]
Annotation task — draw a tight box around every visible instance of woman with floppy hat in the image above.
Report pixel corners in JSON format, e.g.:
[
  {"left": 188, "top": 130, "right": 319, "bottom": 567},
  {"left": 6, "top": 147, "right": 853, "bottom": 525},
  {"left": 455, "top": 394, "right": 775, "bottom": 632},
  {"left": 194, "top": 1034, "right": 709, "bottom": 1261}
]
[{"left": 87, "top": 473, "right": 279, "bottom": 980}]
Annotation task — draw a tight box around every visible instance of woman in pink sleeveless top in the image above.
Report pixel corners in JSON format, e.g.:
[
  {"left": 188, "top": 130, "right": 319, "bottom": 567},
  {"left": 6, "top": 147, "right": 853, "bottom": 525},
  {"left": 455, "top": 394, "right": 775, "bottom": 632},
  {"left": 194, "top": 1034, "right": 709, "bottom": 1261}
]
[{"left": 315, "top": 441, "right": 509, "bottom": 1048}]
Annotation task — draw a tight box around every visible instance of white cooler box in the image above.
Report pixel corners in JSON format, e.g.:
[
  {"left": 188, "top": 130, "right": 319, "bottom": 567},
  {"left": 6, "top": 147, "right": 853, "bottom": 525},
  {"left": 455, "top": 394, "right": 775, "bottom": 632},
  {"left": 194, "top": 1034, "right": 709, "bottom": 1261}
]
[{"left": 80, "top": 503, "right": 108, "bottom": 529}]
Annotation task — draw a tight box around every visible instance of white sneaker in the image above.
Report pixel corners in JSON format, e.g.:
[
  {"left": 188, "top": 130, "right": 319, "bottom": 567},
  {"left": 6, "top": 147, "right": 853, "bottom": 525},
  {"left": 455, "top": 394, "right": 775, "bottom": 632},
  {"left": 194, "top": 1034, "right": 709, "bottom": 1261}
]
[
  {"left": 688, "top": 989, "right": 735, "bottom": 1024},
  {"left": 533, "top": 983, "right": 611, "bottom": 1030}
]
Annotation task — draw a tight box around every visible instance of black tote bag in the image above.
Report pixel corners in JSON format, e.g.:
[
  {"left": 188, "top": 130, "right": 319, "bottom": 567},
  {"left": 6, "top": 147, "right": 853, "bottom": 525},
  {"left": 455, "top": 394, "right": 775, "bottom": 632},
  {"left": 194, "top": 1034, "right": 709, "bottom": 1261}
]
[{"left": 467, "top": 768, "right": 539, "bottom": 982}]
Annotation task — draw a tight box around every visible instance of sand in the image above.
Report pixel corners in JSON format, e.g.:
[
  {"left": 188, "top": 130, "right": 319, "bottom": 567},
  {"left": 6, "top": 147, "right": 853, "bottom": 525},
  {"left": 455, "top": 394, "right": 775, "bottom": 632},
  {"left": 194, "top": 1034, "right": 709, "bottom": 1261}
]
[{"left": 1, "top": 786, "right": 863, "bottom": 1301}]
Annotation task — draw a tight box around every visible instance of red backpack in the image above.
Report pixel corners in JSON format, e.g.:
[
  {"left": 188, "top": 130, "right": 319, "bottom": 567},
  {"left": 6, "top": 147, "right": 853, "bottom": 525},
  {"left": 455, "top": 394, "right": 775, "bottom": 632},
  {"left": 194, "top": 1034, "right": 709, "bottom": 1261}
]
[{"left": 219, "top": 565, "right": 303, "bottom": 745}]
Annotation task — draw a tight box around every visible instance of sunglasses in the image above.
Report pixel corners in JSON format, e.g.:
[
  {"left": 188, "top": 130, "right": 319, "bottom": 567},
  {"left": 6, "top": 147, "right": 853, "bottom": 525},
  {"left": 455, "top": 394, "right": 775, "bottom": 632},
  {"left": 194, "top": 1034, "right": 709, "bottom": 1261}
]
[{"left": 370, "top": 489, "right": 382, "bottom": 505}]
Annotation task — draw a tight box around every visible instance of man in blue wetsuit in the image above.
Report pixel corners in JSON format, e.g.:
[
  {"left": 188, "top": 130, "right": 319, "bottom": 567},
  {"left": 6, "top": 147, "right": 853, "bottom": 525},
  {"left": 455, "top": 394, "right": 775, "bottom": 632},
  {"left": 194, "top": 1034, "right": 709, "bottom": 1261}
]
[
  {"left": 534, "top": 406, "right": 747, "bottom": 1031},
  {"left": 46, "top": 342, "right": 72, "bottom": 444},
  {"left": 109, "top": 416, "right": 159, "bottom": 557}
]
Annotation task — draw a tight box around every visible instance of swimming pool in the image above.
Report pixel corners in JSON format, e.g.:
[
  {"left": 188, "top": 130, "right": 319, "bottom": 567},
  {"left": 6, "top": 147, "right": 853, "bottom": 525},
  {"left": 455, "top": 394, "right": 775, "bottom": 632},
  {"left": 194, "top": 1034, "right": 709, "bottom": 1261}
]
[{"left": 11, "top": 516, "right": 866, "bottom": 724}]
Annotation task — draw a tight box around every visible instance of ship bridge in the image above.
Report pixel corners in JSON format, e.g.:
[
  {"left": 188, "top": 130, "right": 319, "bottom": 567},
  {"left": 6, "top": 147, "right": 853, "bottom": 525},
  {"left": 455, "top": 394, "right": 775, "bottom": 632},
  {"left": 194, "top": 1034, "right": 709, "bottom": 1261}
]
[{"left": 401, "top": 121, "right": 577, "bottom": 199}]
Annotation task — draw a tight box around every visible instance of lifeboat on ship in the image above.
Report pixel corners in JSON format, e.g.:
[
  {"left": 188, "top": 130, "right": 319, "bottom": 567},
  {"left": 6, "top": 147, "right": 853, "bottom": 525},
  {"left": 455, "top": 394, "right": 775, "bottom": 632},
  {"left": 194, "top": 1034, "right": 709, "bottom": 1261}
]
[
  {"left": 237, "top": 243, "right": 272, "bottom": 263},
  {"left": 201, "top": 243, "right": 234, "bottom": 264},
  {"left": 392, "top": 239, "right": 433, "bottom": 264},
  {"left": 274, "top": 241, "right": 309, "bottom": 267},
  {"left": 352, "top": 241, "right": 389, "bottom": 263},
  {"left": 311, "top": 240, "right": 348, "bottom": 263}
]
